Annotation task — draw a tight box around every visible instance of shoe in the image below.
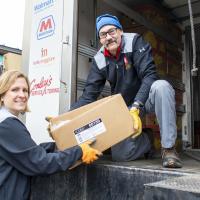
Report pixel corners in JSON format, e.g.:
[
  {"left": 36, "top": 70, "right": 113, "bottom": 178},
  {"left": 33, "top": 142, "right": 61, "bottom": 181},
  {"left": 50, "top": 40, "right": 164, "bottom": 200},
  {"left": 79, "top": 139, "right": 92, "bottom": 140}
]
[
  {"left": 143, "top": 128, "right": 155, "bottom": 159},
  {"left": 162, "top": 147, "right": 182, "bottom": 168}
]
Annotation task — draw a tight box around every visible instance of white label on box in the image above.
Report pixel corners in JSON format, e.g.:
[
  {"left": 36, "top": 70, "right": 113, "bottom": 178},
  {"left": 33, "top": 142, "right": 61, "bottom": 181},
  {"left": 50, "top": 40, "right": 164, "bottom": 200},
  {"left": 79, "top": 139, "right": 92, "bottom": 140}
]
[{"left": 74, "top": 118, "right": 106, "bottom": 144}]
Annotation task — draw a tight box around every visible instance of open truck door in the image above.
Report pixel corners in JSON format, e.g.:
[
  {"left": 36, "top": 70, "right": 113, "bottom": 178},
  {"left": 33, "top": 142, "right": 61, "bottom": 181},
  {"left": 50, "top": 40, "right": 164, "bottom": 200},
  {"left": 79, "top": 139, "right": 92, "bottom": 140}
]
[{"left": 22, "top": 0, "right": 78, "bottom": 143}]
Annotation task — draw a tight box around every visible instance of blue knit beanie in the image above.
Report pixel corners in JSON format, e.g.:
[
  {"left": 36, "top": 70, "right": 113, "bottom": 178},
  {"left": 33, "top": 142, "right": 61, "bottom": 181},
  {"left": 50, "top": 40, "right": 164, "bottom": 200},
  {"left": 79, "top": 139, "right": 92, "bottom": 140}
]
[{"left": 96, "top": 14, "right": 122, "bottom": 35}]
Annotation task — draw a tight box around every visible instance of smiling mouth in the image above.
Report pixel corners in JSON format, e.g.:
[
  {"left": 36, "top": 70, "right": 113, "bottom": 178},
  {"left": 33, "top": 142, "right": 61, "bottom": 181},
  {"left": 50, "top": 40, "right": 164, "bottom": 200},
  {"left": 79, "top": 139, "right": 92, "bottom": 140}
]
[
  {"left": 15, "top": 101, "right": 26, "bottom": 105},
  {"left": 106, "top": 41, "right": 116, "bottom": 46}
]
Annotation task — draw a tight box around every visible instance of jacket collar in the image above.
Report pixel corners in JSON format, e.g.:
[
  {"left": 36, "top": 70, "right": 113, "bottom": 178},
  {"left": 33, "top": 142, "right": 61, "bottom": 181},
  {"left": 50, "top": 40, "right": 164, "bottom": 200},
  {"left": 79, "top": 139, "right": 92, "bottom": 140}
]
[{"left": 0, "top": 107, "right": 17, "bottom": 123}]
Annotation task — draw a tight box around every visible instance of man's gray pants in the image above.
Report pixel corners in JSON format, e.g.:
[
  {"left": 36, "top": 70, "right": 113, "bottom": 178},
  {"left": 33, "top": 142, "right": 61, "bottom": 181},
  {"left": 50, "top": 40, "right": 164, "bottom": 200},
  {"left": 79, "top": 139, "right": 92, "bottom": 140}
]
[{"left": 111, "top": 80, "right": 177, "bottom": 161}]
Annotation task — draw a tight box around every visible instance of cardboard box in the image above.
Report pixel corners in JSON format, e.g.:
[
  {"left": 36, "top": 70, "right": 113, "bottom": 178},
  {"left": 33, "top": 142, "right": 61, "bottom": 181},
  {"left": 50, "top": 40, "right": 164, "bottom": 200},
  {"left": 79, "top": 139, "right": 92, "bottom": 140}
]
[{"left": 49, "top": 94, "right": 134, "bottom": 152}]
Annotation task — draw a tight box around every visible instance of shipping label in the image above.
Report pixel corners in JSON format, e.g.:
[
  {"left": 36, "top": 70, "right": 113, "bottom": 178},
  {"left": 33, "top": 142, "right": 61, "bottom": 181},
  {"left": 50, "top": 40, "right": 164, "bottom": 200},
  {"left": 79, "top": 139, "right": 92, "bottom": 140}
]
[{"left": 74, "top": 118, "right": 106, "bottom": 144}]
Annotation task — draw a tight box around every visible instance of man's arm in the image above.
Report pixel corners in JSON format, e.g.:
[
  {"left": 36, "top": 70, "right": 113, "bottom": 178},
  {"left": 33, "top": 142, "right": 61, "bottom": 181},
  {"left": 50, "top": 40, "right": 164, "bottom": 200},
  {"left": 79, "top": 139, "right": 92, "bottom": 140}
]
[
  {"left": 71, "top": 60, "right": 106, "bottom": 110},
  {"left": 132, "top": 34, "right": 158, "bottom": 106}
]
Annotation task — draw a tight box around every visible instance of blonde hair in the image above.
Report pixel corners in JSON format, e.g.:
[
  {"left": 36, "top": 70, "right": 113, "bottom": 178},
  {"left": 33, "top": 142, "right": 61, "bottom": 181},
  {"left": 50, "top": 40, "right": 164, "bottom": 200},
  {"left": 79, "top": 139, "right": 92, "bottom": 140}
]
[{"left": 0, "top": 70, "right": 30, "bottom": 112}]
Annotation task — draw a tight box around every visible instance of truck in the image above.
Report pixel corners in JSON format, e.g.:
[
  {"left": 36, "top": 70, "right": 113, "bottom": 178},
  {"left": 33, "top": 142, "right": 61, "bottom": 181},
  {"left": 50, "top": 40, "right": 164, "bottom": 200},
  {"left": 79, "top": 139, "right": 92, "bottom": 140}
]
[{"left": 22, "top": 0, "right": 200, "bottom": 199}]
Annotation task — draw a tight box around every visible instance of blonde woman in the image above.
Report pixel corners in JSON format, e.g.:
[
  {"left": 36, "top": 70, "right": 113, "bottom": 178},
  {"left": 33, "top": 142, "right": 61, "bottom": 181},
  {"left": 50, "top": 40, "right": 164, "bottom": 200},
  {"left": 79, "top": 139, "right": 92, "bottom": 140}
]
[{"left": 0, "top": 70, "right": 101, "bottom": 200}]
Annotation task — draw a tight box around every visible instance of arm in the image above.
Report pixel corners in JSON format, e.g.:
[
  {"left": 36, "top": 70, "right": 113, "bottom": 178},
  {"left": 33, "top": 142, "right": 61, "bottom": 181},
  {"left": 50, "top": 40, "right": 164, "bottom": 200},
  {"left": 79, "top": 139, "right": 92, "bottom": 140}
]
[
  {"left": 39, "top": 142, "right": 56, "bottom": 153},
  {"left": 0, "top": 118, "right": 82, "bottom": 176},
  {"left": 132, "top": 34, "right": 158, "bottom": 106},
  {"left": 71, "top": 60, "right": 106, "bottom": 110}
]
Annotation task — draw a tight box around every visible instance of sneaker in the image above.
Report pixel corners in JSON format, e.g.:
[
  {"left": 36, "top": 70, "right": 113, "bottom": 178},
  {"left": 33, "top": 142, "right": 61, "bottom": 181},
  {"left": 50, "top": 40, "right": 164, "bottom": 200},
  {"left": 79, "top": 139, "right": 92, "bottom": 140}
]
[
  {"left": 162, "top": 147, "right": 182, "bottom": 168},
  {"left": 143, "top": 128, "right": 155, "bottom": 159}
]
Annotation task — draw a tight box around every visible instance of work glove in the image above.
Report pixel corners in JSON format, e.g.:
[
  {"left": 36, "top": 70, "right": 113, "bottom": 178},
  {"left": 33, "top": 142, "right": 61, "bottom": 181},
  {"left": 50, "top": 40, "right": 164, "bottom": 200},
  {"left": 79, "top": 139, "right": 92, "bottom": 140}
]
[
  {"left": 45, "top": 116, "right": 54, "bottom": 139},
  {"left": 79, "top": 140, "right": 102, "bottom": 164},
  {"left": 129, "top": 107, "right": 142, "bottom": 137}
]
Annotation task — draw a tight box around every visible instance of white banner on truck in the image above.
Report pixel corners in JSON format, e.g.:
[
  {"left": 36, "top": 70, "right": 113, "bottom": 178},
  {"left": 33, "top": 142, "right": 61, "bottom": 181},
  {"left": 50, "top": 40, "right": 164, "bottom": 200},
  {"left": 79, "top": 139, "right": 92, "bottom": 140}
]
[{"left": 26, "top": 0, "right": 63, "bottom": 143}]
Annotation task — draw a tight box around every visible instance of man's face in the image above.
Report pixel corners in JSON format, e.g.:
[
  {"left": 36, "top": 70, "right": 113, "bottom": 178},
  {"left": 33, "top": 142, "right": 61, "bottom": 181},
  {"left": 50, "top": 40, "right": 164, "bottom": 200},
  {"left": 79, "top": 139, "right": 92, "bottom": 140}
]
[{"left": 99, "top": 25, "right": 123, "bottom": 55}]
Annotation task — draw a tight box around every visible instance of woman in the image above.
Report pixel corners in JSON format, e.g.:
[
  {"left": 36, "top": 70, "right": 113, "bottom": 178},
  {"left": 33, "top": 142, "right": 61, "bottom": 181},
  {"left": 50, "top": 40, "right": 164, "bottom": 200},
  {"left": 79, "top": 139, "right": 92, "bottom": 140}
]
[{"left": 0, "top": 70, "right": 101, "bottom": 200}]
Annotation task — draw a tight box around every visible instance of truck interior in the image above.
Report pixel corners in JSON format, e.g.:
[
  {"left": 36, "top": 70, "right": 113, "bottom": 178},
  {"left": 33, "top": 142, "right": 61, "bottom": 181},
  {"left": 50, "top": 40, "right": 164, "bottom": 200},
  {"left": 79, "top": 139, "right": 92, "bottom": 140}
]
[{"left": 76, "top": 0, "right": 200, "bottom": 158}]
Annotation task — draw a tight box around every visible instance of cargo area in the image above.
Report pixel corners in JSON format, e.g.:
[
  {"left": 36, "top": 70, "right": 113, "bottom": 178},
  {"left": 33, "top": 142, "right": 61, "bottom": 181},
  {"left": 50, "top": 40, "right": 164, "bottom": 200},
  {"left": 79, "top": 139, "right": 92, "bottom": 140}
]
[
  {"left": 75, "top": 0, "right": 200, "bottom": 153},
  {"left": 19, "top": 0, "right": 200, "bottom": 199}
]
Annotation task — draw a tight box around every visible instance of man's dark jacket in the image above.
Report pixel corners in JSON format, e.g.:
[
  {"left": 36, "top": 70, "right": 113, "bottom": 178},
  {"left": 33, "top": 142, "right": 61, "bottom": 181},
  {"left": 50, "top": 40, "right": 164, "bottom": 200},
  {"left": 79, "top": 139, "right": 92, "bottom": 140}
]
[{"left": 72, "top": 33, "right": 158, "bottom": 109}]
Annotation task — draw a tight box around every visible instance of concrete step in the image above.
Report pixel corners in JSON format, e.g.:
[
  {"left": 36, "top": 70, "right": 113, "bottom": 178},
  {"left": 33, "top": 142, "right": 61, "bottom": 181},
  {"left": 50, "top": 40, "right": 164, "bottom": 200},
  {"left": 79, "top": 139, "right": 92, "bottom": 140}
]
[
  {"left": 144, "top": 175, "right": 200, "bottom": 200},
  {"left": 30, "top": 158, "right": 196, "bottom": 200}
]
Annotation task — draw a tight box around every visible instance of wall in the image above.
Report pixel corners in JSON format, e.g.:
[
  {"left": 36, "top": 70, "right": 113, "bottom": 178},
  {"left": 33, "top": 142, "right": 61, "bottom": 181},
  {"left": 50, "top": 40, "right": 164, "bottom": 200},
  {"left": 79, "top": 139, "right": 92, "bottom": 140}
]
[
  {"left": 4, "top": 52, "right": 22, "bottom": 71},
  {"left": 182, "top": 17, "right": 200, "bottom": 148}
]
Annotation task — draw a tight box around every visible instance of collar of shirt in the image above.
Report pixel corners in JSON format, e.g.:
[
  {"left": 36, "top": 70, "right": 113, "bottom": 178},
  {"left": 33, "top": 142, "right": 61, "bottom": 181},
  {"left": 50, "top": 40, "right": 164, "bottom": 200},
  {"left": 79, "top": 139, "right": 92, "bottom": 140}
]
[
  {"left": 0, "top": 106, "right": 18, "bottom": 123},
  {"left": 103, "top": 44, "right": 121, "bottom": 60}
]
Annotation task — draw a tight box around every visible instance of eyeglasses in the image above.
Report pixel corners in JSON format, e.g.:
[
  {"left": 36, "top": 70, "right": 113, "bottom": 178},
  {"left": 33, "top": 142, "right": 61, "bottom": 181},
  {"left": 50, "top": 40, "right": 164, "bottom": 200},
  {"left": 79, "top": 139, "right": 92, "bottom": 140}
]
[{"left": 99, "top": 28, "right": 117, "bottom": 39}]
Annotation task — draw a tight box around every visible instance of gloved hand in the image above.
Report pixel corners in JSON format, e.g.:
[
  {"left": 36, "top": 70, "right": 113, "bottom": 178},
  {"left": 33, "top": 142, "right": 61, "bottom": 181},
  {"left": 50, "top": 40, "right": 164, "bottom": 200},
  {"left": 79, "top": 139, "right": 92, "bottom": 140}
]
[
  {"left": 45, "top": 116, "right": 54, "bottom": 139},
  {"left": 129, "top": 107, "right": 142, "bottom": 137},
  {"left": 79, "top": 140, "right": 102, "bottom": 164}
]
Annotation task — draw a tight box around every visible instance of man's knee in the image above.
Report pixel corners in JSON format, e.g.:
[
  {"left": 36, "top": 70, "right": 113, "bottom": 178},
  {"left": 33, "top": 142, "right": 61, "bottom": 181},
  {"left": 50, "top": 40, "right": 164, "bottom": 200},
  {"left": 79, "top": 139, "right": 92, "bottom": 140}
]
[
  {"left": 151, "top": 80, "right": 174, "bottom": 96},
  {"left": 111, "top": 135, "right": 151, "bottom": 161}
]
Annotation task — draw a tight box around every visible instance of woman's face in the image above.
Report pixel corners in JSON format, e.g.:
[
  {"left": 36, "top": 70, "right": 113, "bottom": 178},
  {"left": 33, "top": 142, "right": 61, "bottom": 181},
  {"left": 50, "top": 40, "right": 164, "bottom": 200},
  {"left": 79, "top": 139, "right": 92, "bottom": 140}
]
[{"left": 2, "top": 77, "right": 29, "bottom": 116}]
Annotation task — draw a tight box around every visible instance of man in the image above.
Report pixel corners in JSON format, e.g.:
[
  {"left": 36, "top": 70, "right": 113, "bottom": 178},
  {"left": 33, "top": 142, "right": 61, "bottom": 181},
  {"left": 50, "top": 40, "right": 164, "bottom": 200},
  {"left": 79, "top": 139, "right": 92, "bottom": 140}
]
[{"left": 72, "top": 14, "right": 182, "bottom": 168}]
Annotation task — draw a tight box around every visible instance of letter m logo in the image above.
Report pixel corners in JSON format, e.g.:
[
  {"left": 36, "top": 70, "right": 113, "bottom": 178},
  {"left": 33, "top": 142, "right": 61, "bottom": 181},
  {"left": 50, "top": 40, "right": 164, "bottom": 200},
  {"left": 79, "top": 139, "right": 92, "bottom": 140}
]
[{"left": 37, "top": 15, "right": 55, "bottom": 40}]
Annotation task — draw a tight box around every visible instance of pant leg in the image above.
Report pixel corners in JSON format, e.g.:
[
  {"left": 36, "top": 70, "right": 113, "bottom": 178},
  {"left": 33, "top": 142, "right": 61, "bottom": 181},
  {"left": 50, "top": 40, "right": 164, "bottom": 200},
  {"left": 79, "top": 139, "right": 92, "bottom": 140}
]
[
  {"left": 145, "top": 80, "right": 177, "bottom": 148},
  {"left": 111, "top": 133, "right": 151, "bottom": 162}
]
